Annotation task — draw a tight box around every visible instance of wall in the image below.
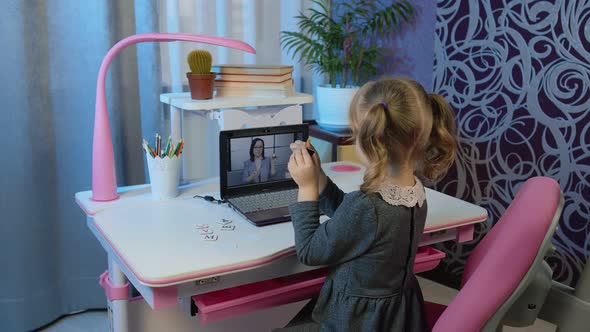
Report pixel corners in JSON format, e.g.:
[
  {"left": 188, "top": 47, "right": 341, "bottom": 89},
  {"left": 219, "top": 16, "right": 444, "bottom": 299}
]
[
  {"left": 431, "top": 0, "right": 590, "bottom": 287},
  {"left": 384, "top": 0, "right": 438, "bottom": 90}
]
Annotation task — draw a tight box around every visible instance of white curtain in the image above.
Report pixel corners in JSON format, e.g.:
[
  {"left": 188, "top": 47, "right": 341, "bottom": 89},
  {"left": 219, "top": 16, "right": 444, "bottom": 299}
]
[
  {"left": 158, "top": 0, "right": 320, "bottom": 119},
  {"left": 0, "top": 1, "right": 162, "bottom": 331}
]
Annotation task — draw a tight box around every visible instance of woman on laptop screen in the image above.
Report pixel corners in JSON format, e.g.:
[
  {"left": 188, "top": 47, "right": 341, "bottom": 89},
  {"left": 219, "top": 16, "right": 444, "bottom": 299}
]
[{"left": 241, "top": 138, "right": 277, "bottom": 184}]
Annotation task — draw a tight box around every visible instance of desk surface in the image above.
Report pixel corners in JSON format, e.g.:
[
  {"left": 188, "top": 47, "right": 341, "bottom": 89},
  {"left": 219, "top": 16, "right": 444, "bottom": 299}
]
[{"left": 76, "top": 162, "right": 487, "bottom": 288}]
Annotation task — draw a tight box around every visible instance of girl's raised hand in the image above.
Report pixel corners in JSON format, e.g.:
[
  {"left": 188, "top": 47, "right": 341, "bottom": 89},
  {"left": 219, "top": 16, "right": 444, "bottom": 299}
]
[
  {"left": 305, "top": 140, "right": 329, "bottom": 193},
  {"left": 288, "top": 140, "right": 320, "bottom": 201}
]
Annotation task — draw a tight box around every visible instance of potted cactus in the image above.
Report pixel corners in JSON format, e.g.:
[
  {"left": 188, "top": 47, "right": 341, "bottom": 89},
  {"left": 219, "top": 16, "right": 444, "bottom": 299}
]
[{"left": 186, "top": 49, "right": 216, "bottom": 99}]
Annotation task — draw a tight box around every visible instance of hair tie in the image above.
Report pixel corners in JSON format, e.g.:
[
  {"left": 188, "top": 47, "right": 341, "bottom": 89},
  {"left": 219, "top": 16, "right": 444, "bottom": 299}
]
[{"left": 379, "top": 101, "right": 388, "bottom": 111}]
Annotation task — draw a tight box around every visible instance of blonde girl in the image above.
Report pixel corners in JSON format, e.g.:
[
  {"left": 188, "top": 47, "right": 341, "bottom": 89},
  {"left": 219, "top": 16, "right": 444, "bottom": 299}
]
[{"left": 278, "top": 77, "right": 457, "bottom": 332}]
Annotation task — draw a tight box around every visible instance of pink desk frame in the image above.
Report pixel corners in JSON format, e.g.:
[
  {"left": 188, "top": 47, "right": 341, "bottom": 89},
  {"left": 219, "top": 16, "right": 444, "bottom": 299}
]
[{"left": 75, "top": 162, "right": 487, "bottom": 332}]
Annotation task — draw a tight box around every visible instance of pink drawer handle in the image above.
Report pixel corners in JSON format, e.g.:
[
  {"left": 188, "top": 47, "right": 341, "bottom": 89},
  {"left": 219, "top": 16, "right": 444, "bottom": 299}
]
[{"left": 414, "top": 246, "right": 446, "bottom": 273}]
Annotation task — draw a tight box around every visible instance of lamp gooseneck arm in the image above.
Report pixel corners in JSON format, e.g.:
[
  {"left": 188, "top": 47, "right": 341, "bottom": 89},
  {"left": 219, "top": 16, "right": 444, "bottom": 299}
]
[{"left": 91, "top": 33, "right": 255, "bottom": 201}]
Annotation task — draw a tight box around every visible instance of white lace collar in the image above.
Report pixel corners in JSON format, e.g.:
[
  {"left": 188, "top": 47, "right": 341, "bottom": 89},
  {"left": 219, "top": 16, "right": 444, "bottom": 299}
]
[{"left": 377, "top": 177, "right": 425, "bottom": 208}]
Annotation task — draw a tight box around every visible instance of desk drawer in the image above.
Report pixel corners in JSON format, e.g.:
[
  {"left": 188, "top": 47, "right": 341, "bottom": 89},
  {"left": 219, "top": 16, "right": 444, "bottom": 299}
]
[
  {"left": 192, "top": 246, "right": 444, "bottom": 323},
  {"left": 414, "top": 246, "right": 446, "bottom": 273},
  {"left": 192, "top": 268, "right": 328, "bottom": 323}
]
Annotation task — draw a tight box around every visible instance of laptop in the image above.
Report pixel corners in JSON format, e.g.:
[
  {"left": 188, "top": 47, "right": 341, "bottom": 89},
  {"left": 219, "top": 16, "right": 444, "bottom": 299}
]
[{"left": 219, "top": 124, "right": 309, "bottom": 226}]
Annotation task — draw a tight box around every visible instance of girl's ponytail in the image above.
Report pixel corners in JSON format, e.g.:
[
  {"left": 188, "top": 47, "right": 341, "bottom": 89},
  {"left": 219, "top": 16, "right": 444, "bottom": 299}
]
[
  {"left": 357, "top": 102, "right": 390, "bottom": 193},
  {"left": 423, "top": 93, "right": 457, "bottom": 181}
]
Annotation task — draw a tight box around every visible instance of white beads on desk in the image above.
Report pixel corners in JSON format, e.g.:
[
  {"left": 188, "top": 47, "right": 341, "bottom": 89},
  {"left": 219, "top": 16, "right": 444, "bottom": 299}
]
[
  {"left": 203, "top": 235, "right": 218, "bottom": 241},
  {"left": 221, "top": 224, "right": 236, "bottom": 231},
  {"left": 218, "top": 218, "right": 235, "bottom": 231},
  {"left": 217, "top": 218, "right": 233, "bottom": 225},
  {"left": 196, "top": 219, "right": 236, "bottom": 241}
]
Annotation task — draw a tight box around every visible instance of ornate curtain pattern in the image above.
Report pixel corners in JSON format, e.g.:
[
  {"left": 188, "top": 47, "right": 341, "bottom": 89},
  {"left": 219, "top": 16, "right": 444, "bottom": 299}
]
[{"left": 432, "top": 0, "right": 590, "bottom": 286}]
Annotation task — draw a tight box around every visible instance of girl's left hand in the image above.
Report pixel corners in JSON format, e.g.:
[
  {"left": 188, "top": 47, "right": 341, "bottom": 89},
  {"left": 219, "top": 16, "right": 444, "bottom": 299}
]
[{"left": 288, "top": 144, "right": 319, "bottom": 200}]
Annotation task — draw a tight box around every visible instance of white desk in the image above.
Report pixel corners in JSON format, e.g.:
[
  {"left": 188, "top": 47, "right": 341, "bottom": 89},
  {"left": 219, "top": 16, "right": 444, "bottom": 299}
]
[{"left": 75, "top": 162, "right": 487, "bottom": 332}]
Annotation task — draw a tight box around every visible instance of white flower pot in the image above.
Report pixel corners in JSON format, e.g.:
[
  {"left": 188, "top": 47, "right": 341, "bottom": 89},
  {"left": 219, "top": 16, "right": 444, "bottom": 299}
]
[{"left": 316, "top": 84, "right": 360, "bottom": 131}]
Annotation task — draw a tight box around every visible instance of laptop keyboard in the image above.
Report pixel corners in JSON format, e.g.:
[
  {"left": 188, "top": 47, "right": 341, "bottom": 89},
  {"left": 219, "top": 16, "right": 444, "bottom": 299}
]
[{"left": 229, "top": 189, "right": 298, "bottom": 213}]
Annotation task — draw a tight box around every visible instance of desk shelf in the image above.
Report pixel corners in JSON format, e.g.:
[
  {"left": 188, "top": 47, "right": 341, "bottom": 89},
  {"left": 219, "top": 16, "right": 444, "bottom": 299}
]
[{"left": 160, "top": 92, "right": 314, "bottom": 112}]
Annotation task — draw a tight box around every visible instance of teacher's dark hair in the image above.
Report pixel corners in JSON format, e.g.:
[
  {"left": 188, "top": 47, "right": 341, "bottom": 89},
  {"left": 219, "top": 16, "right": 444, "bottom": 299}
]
[{"left": 249, "top": 138, "right": 266, "bottom": 161}]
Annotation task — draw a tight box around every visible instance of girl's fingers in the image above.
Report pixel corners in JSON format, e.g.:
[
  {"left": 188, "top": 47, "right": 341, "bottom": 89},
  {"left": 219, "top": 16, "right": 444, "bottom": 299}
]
[
  {"left": 293, "top": 147, "right": 304, "bottom": 165},
  {"left": 288, "top": 154, "right": 296, "bottom": 173},
  {"left": 301, "top": 146, "right": 312, "bottom": 164},
  {"left": 311, "top": 150, "right": 320, "bottom": 165},
  {"left": 290, "top": 140, "right": 305, "bottom": 151},
  {"left": 305, "top": 142, "right": 321, "bottom": 165}
]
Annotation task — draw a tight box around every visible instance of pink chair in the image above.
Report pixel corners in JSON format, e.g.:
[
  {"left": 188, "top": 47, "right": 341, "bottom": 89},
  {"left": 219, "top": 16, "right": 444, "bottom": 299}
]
[{"left": 425, "top": 176, "right": 564, "bottom": 332}]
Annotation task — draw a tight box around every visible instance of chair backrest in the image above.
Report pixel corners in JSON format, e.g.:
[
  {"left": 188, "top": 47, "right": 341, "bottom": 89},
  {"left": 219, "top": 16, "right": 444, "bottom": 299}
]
[{"left": 433, "top": 176, "right": 563, "bottom": 332}]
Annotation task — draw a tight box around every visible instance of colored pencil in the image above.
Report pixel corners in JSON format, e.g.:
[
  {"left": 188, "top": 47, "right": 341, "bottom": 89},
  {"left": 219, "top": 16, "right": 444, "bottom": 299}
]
[
  {"left": 163, "top": 136, "right": 171, "bottom": 157},
  {"left": 155, "top": 134, "right": 160, "bottom": 157},
  {"left": 176, "top": 139, "right": 184, "bottom": 156},
  {"left": 143, "top": 139, "right": 156, "bottom": 157}
]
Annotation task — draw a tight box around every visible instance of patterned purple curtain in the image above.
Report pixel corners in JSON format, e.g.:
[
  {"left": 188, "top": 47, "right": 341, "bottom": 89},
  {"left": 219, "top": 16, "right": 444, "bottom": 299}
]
[{"left": 432, "top": 0, "right": 590, "bottom": 287}]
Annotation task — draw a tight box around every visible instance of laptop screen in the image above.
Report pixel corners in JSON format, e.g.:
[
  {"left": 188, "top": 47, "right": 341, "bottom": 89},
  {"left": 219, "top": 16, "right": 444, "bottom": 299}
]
[{"left": 219, "top": 124, "right": 309, "bottom": 198}]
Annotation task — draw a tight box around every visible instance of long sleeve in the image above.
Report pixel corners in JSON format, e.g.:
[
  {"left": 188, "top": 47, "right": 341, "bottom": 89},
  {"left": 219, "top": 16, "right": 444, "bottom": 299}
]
[
  {"left": 242, "top": 160, "right": 251, "bottom": 183},
  {"left": 260, "top": 158, "right": 270, "bottom": 181},
  {"left": 318, "top": 178, "right": 345, "bottom": 217},
  {"left": 288, "top": 191, "right": 377, "bottom": 266}
]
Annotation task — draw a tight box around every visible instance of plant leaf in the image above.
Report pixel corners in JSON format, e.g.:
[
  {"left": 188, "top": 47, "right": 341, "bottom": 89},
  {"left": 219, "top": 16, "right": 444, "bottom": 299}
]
[{"left": 280, "top": 0, "right": 415, "bottom": 87}]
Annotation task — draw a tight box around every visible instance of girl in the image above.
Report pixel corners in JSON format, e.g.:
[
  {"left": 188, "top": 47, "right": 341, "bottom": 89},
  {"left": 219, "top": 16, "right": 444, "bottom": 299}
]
[{"left": 281, "top": 77, "right": 457, "bottom": 331}]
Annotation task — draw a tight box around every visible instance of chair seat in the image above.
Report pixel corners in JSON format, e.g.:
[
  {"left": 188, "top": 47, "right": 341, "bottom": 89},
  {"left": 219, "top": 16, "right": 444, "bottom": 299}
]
[{"left": 424, "top": 301, "right": 447, "bottom": 330}]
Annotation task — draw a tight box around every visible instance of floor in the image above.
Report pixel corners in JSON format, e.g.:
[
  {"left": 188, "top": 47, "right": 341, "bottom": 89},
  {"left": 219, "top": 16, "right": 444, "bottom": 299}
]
[
  {"left": 39, "top": 277, "right": 556, "bottom": 332},
  {"left": 37, "top": 309, "right": 108, "bottom": 332}
]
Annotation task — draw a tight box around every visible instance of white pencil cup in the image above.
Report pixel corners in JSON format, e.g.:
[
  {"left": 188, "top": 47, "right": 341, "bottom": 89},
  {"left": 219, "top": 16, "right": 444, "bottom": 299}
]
[{"left": 146, "top": 153, "right": 182, "bottom": 200}]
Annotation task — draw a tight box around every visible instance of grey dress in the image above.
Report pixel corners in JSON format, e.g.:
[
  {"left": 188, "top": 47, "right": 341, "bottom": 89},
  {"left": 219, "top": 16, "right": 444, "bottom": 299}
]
[{"left": 279, "top": 179, "right": 429, "bottom": 332}]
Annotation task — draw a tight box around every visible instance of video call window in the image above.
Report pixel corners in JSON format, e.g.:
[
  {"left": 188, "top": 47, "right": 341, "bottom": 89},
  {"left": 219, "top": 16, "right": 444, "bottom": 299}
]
[{"left": 226, "top": 132, "right": 304, "bottom": 187}]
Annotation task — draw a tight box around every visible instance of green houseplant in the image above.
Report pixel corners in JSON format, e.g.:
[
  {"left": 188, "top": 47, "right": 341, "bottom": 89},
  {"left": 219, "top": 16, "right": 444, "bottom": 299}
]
[
  {"left": 280, "top": 0, "right": 415, "bottom": 129},
  {"left": 186, "top": 49, "right": 216, "bottom": 99}
]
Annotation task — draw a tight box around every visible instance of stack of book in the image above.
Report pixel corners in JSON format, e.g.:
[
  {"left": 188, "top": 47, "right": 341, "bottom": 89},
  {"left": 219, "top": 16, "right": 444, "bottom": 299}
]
[{"left": 212, "top": 64, "right": 295, "bottom": 98}]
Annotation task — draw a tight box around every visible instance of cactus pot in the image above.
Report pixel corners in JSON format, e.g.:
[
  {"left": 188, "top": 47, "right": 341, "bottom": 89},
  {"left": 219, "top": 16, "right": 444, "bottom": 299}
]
[{"left": 186, "top": 73, "right": 216, "bottom": 99}]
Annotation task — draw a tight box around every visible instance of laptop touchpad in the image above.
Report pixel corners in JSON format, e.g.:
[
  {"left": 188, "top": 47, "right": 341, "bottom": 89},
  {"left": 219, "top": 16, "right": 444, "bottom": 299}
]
[{"left": 246, "top": 206, "right": 290, "bottom": 223}]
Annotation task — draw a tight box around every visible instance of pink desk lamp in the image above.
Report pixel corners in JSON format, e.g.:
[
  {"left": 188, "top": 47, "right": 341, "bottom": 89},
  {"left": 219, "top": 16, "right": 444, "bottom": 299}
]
[{"left": 92, "top": 33, "right": 256, "bottom": 201}]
